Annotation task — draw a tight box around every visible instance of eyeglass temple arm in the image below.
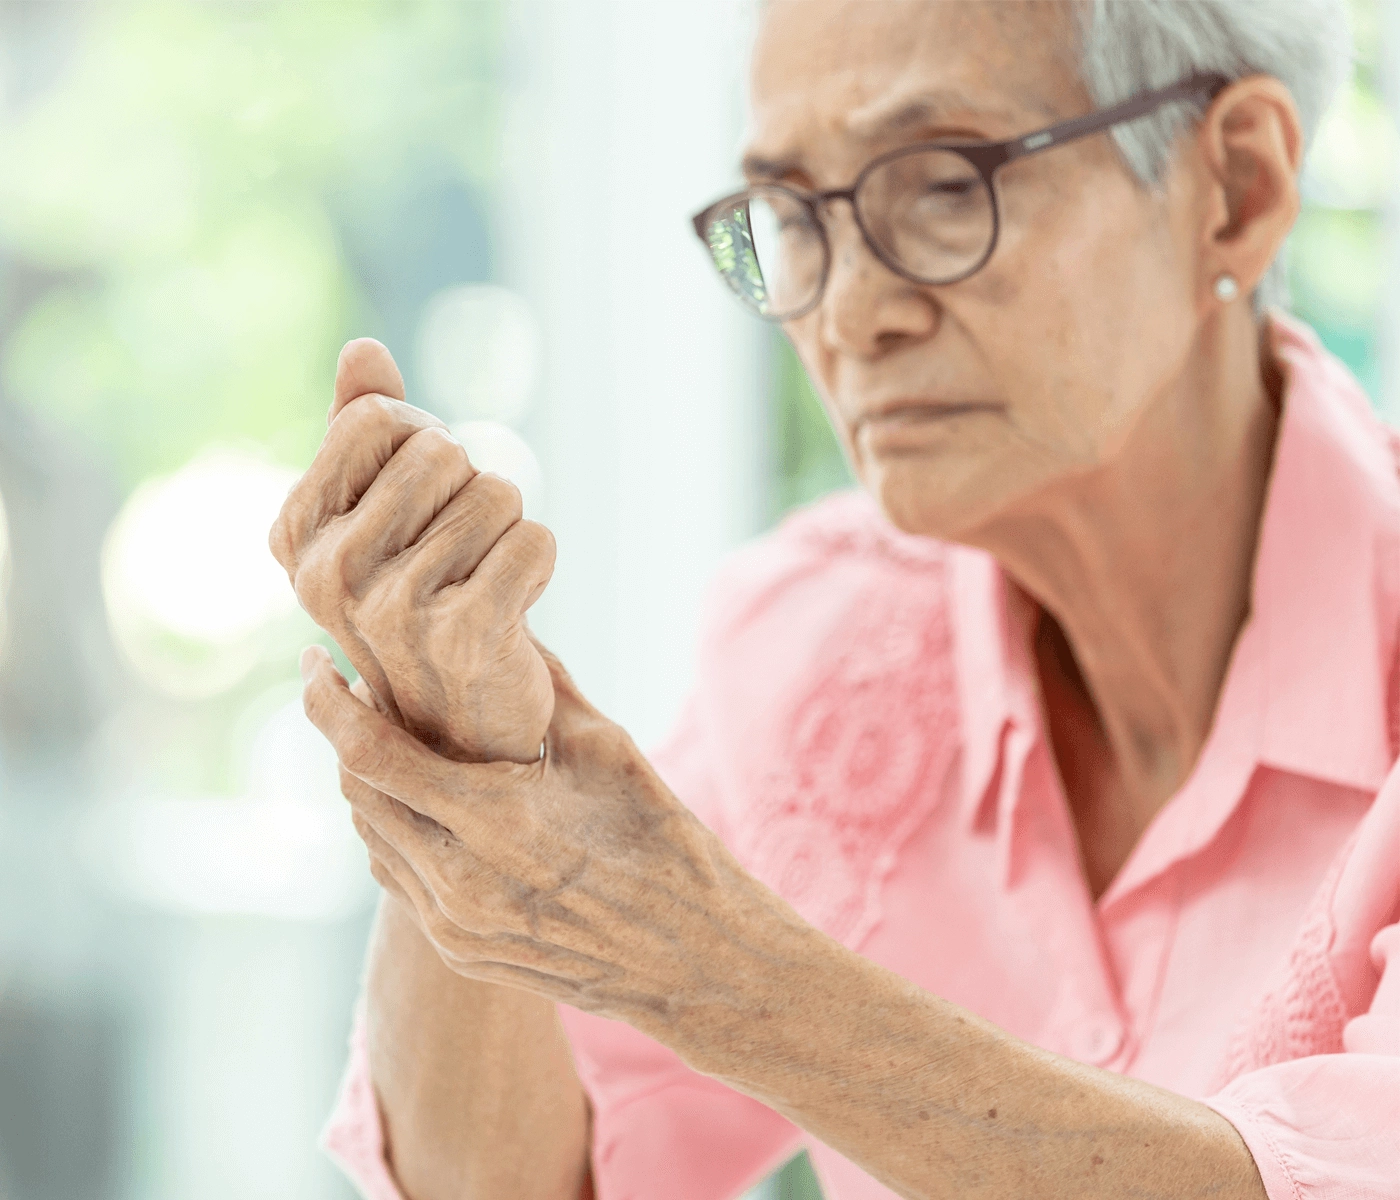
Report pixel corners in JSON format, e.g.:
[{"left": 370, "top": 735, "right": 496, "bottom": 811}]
[{"left": 1002, "top": 72, "right": 1231, "bottom": 164}]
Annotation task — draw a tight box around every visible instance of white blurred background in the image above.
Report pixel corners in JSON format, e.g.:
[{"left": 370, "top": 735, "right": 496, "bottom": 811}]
[{"left": 0, "top": 2, "right": 1394, "bottom": 1198}]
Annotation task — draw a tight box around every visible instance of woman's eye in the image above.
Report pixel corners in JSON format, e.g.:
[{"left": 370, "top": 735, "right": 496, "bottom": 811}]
[{"left": 926, "top": 178, "right": 979, "bottom": 198}]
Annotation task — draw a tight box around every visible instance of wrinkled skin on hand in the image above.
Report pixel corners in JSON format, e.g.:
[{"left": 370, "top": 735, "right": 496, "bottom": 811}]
[
  {"left": 299, "top": 641, "right": 786, "bottom": 1031},
  {"left": 269, "top": 339, "right": 555, "bottom": 764}
]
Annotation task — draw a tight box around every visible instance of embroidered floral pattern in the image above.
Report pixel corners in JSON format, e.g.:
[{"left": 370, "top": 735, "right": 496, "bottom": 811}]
[
  {"left": 728, "top": 497, "right": 961, "bottom": 949},
  {"left": 1216, "top": 833, "right": 1357, "bottom": 1088},
  {"left": 1214, "top": 427, "right": 1400, "bottom": 1089}
]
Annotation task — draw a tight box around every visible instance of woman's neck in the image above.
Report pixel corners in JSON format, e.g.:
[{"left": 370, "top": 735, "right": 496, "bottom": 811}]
[{"left": 969, "top": 312, "right": 1282, "bottom": 893}]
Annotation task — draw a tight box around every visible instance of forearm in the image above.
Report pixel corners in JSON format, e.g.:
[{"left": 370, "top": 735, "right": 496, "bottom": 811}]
[
  {"left": 366, "top": 895, "right": 591, "bottom": 1200},
  {"left": 661, "top": 913, "right": 1265, "bottom": 1200}
]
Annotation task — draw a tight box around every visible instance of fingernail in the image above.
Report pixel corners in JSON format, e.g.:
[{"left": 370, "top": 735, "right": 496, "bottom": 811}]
[{"left": 299, "top": 646, "right": 318, "bottom": 681}]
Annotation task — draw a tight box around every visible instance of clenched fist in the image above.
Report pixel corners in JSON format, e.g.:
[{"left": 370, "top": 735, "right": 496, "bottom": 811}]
[{"left": 269, "top": 338, "right": 555, "bottom": 764}]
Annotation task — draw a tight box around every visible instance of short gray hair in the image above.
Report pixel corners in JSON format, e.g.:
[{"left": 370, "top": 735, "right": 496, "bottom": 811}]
[{"left": 1077, "top": 0, "right": 1354, "bottom": 311}]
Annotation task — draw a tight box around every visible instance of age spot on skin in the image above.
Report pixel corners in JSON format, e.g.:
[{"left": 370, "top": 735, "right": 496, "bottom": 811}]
[
  {"left": 918, "top": 1110, "right": 930, "bottom": 1121},
  {"left": 986, "top": 1108, "right": 997, "bottom": 1119},
  {"left": 1091, "top": 1154, "right": 1104, "bottom": 1167}
]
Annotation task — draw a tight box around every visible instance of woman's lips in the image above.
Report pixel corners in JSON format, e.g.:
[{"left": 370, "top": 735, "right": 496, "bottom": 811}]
[{"left": 856, "top": 401, "right": 1002, "bottom": 453}]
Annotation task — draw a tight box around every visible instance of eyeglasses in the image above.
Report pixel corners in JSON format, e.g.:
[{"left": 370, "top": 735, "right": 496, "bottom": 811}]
[{"left": 692, "top": 72, "right": 1230, "bottom": 322}]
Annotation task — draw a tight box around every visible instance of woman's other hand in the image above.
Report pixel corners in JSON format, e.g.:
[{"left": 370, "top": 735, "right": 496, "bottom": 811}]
[{"left": 269, "top": 338, "right": 555, "bottom": 765}]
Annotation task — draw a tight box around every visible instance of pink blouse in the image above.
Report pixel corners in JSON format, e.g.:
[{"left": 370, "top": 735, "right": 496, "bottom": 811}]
[{"left": 323, "top": 315, "right": 1400, "bottom": 1200}]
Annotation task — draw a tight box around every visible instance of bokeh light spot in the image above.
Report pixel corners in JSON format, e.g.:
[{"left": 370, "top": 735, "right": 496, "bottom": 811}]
[
  {"left": 83, "top": 689, "right": 370, "bottom": 922},
  {"left": 0, "top": 487, "right": 10, "bottom": 660},
  {"left": 453, "top": 420, "right": 545, "bottom": 518},
  {"left": 101, "top": 447, "right": 300, "bottom": 697},
  {"left": 417, "top": 284, "right": 541, "bottom": 424}
]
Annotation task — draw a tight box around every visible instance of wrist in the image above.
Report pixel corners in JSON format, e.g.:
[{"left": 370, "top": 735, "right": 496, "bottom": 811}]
[
  {"left": 647, "top": 883, "right": 962, "bottom": 1125},
  {"left": 629, "top": 846, "right": 868, "bottom": 1088}
]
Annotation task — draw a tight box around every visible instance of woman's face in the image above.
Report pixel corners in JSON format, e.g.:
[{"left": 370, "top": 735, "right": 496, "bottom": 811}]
[{"left": 748, "top": 0, "right": 1206, "bottom": 539}]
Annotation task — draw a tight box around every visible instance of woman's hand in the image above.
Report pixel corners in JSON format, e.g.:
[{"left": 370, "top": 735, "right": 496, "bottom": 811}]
[
  {"left": 275, "top": 346, "right": 592, "bottom": 1200},
  {"left": 299, "top": 638, "right": 782, "bottom": 1029},
  {"left": 269, "top": 339, "right": 555, "bottom": 764}
]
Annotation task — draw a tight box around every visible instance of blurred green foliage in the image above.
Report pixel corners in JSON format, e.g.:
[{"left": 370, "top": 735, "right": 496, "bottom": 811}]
[
  {"left": 770, "top": 335, "right": 852, "bottom": 521},
  {"left": 769, "top": 1150, "right": 824, "bottom": 1200},
  {"left": 0, "top": 0, "right": 504, "bottom": 803},
  {"left": 1290, "top": 0, "right": 1396, "bottom": 400},
  {"left": 0, "top": 0, "right": 502, "bottom": 492}
]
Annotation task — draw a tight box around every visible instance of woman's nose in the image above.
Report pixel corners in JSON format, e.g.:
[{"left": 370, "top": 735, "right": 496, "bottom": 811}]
[{"left": 818, "top": 207, "right": 940, "bottom": 358}]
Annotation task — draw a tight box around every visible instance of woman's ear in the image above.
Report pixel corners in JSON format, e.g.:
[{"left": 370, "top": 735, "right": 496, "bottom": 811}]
[{"left": 1193, "top": 75, "right": 1305, "bottom": 299}]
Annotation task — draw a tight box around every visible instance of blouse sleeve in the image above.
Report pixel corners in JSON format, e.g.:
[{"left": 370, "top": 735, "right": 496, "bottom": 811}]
[
  {"left": 319, "top": 1004, "right": 407, "bottom": 1200},
  {"left": 1203, "top": 956, "right": 1400, "bottom": 1197},
  {"left": 1201, "top": 770, "right": 1400, "bottom": 1199}
]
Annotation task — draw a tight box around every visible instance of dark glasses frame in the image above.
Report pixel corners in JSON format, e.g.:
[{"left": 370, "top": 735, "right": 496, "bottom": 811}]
[{"left": 692, "top": 71, "right": 1232, "bottom": 320}]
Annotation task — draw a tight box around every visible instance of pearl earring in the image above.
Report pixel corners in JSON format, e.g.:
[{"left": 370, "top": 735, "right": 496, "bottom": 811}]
[{"left": 1214, "top": 273, "right": 1240, "bottom": 302}]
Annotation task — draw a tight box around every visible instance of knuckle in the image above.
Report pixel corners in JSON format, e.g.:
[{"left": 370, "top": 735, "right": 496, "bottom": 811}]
[
  {"left": 516, "top": 520, "right": 557, "bottom": 567},
  {"left": 338, "top": 727, "right": 386, "bottom": 779},
  {"left": 323, "top": 533, "right": 356, "bottom": 585},
  {"left": 292, "top": 568, "right": 326, "bottom": 618},
  {"left": 293, "top": 540, "right": 351, "bottom": 618},
  {"left": 354, "top": 392, "right": 401, "bottom": 433},
  {"left": 339, "top": 393, "right": 405, "bottom": 451},
  {"left": 267, "top": 512, "right": 296, "bottom": 572},
  {"left": 407, "top": 425, "right": 468, "bottom": 472},
  {"left": 292, "top": 565, "right": 350, "bottom": 627},
  {"left": 474, "top": 472, "right": 523, "bottom": 523},
  {"left": 348, "top": 392, "right": 443, "bottom": 442}
]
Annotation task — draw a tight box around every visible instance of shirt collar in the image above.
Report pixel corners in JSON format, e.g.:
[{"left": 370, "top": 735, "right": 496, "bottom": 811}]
[
  {"left": 1249, "top": 313, "right": 1400, "bottom": 791},
  {"left": 949, "top": 546, "right": 1038, "bottom": 832},
  {"left": 951, "top": 313, "right": 1400, "bottom": 844}
]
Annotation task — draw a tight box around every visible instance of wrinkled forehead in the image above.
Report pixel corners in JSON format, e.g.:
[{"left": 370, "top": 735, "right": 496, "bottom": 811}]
[{"left": 747, "top": 0, "right": 1085, "bottom": 177}]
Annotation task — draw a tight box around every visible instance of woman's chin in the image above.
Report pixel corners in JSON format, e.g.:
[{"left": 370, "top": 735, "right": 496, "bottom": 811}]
[{"left": 860, "top": 461, "right": 986, "bottom": 544}]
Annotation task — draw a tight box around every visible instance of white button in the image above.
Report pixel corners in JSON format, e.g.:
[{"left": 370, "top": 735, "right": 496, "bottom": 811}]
[{"left": 1073, "top": 1020, "right": 1123, "bottom": 1065}]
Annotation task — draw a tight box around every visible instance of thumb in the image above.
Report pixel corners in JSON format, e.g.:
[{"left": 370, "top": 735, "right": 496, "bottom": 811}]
[{"left": 330, "top": 337, "right": 406, "bottom": 425}]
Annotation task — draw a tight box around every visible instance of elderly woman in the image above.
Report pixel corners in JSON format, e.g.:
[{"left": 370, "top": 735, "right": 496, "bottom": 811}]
[{"left": 272, "top": 1, "right": 1400, "bottom": 1197}]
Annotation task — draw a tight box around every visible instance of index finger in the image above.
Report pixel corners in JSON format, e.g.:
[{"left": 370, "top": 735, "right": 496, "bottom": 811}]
[{"left": 299, "top": 646, "right": 517, "bottom": 822}]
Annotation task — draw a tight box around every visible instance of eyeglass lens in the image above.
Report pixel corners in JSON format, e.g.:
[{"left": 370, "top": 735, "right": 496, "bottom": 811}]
[
  {"left": 704, "top": 187, "right": 825, "bottom": 319},
  {"left": 702, "top": 148, "right": 996, "bottom": 320}
]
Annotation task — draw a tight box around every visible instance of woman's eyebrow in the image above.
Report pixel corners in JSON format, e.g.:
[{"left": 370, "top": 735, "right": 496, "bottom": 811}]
[
  {"left": 846, "top": 86, "right": 1053, "bottom": 140},
  {"left": 741, "top": 151, "right": 799, "bottom": 181},
  {"left": 739, "top": 87, "right": 1060, "bottom": 181}
]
